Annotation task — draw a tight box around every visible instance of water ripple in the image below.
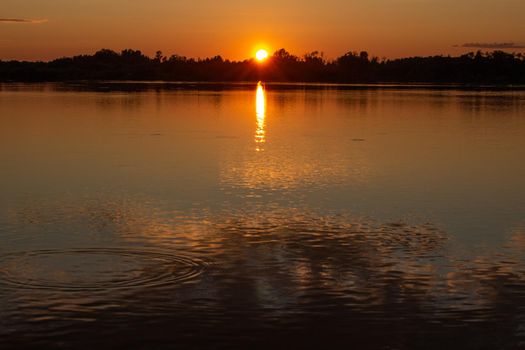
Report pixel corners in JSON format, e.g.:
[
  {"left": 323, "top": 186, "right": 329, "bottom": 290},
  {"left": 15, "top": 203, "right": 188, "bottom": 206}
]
[{"left": 0, "top": 248, "right": 207, "bottom": 292}]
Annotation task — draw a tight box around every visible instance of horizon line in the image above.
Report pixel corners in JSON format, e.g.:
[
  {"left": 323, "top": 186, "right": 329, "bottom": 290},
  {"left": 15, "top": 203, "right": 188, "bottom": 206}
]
[{"left": 2, "top": 47, "right": 524, "bottom": 64}]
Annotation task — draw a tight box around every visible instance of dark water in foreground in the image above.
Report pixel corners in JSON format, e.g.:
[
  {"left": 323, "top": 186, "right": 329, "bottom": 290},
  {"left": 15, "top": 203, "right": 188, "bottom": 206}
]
[{"left": 1, "top": 83, "right": 525, "bottom": 349}]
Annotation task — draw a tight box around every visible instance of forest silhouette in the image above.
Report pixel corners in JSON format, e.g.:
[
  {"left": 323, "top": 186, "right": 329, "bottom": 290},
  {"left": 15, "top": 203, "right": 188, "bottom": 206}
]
[{"left": 1, "top": 48, "right": 525, "bottom": 84}]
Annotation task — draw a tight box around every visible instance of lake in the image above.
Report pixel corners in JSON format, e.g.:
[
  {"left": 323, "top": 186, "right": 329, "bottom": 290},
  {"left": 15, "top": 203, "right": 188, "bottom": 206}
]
[{"left": 1, "top": 82, "right": 525, "bottom": 349}]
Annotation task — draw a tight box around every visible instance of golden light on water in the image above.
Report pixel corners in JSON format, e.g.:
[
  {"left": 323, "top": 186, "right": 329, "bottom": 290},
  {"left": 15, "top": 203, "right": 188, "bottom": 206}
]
[
  {"left": 255, "top": 49, "right": 269, "bottom": 61},
  {"left": 255, "top": 82, "right": 266, "bottom": 151}
]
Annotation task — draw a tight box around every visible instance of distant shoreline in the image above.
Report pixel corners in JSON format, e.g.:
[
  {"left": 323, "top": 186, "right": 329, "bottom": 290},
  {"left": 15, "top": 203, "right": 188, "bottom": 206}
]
[
  {"left": 2, "top": 81, "right": 525, "bottom": 92},
  {"left": 2, "top": 48, "right": 525, "bottom": 85}
]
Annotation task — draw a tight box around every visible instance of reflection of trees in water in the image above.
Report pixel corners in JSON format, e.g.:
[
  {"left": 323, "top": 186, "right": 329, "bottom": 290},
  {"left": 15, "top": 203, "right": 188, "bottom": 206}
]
[
  {"left": 99, "top": 203, "right": 525, "bottom": 328},
  {"left": 3, "top": 201, "right": 525, "bottom": 348},
  {"left": 456, "top": 92, "right": 525, "bottom": 118},
  {"left": 118, "top": 206, "right": 525, "bottom": 348},
  {"left": 176, "top": 213, "right": 525, "bottom": 348},
  {"left": 205, "top": 211, "right": 447, "bottom": 313},
  {"left": 208, "top": 212, "right": 444, "bottom": 296}
]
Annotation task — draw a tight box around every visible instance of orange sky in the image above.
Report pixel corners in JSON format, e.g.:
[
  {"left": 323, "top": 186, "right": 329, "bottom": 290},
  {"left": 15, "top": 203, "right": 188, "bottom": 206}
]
[{"left": 1, "top": 0, "right": 525, "bottom": 61}]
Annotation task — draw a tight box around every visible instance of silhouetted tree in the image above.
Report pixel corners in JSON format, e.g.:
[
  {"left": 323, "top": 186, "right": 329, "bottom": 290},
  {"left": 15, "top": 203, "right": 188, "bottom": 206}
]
[
  {"left": 155, "top": 50, "right": 163, "bottom": 63},
  {"left": 1, "top": 48, "right": 525, "bottom": 83}
]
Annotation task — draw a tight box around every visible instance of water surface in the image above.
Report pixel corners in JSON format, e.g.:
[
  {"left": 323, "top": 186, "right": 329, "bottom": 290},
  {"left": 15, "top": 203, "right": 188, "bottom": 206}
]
[{"left": 1, "top": 83, "right": 525, "bottom": 349}]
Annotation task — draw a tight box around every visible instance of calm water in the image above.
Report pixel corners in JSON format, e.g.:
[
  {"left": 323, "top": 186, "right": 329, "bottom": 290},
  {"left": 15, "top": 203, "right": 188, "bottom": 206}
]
[{"left": 1, "top": 83, "right": 525, "bottom": 349}]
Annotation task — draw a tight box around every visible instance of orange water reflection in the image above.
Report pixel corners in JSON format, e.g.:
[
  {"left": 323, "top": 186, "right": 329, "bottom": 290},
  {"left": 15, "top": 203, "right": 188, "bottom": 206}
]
[{"left": 255, "top": 82, "right": 266, "bottom": 151}]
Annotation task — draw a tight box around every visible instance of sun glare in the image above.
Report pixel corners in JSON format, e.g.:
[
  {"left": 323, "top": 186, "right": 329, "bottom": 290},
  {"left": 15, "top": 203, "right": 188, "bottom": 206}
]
[
  {"left": 256, "top": 49, "right": 269, "bottom": 61},
  {"left": 255, "top": 82, "right": 266, "bottom": 150}
]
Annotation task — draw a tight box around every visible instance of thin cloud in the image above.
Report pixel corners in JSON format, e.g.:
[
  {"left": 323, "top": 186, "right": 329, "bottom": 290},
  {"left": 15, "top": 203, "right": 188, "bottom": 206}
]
[
  {"left": 454, "top": 42, "right": 525, "bottom": 49},
  {"left": 0, "top": 18, "right": 48, "bottom": 24}
]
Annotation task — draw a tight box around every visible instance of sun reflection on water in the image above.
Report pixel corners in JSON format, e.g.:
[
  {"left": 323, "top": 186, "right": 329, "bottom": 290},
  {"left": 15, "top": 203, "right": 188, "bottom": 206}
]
[{"left": 255, "top": 82, "right": 266, "bottom": 151}]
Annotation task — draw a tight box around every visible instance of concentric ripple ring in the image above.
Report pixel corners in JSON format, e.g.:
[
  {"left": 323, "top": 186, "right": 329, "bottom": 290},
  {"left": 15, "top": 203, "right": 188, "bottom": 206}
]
[{"left": 0, "top": 248, "right": 208, "bottom": 292}]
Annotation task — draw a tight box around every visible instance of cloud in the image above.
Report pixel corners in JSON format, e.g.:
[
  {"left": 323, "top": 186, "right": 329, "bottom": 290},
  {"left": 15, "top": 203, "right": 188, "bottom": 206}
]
[
  {"left": 0, "top": 18, "right": 47, "bottom": 24},
  {"left": 454, "top": 42, "right": 525, "bottom": 49}
]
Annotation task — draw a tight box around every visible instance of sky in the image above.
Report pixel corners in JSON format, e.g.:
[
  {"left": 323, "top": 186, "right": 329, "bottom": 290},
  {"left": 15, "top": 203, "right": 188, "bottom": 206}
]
[{"left": 1, "top": 0, "right": 525, "bottom": 61}]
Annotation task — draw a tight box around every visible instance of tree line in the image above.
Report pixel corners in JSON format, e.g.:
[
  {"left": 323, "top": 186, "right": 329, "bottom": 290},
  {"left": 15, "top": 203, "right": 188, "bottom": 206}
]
[{"left": 1, "top": 48, "right": 525, "bottom": 84}]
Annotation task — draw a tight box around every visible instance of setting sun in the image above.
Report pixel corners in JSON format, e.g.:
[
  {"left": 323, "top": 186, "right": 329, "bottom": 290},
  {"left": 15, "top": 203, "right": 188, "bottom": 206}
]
[
  {"left": 3, "top": 1, "right": 525, "bottom": 349},
  {"left": 255, "top": 49, "right": 269, "bottom": 61}
]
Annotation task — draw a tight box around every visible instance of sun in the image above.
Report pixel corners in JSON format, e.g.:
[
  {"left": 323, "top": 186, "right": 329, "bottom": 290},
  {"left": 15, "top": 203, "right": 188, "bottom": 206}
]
[{"left": 255, "top": 49, "right": 269, "bottom": 61}]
